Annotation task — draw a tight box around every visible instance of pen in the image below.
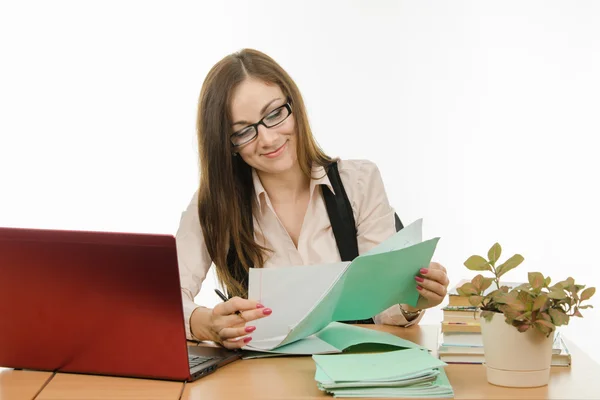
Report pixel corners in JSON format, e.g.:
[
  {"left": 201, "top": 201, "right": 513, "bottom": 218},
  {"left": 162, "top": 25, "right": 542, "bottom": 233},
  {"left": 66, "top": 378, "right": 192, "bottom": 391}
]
[{"left": 214, "top": 289, "right": 244, "bottom": 318}]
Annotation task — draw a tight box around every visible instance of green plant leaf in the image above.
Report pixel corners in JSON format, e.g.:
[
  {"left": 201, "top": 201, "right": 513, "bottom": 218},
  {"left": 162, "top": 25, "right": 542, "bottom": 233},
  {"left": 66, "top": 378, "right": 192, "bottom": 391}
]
[
  {"left": 498, "top": 304, "right": 521, "bottom": 321},
  {"left": 573, "top": 307, "right": 583, "bottom": 318},
  {"left": 516, "top": 323, "right": 531, "bottom": 333},
  {"left": 458, "top": 282, "right": 478, "bottom": 296},
  {"left": 468, "top": 295, "right": 484, "bottom": 307},
  {"left": 549, "top": 308, "right": 569, "bottom": 326},
  {"left": 496, "top": 254, "right": 525, "bottom": 278},
  {"left": 544, "top": 276, "right": 551, "bottom": 287},
  {"left": 498, "top": 285, "right": 511, "bottom": 293},
  {"left": 532, "top": 294, "right": 549, "bottom": 311},
  {"left": 493, "top": 292, "right": 510, "bottom": 304},
  {"left": 535, "top": 319, "right": 555, "bottom": 336},
  {"left": 480, "top": 310, "right": 495, "bottom": 322},
  {"left": 528, "top": 272, "right": 545, "bottom": 290},
  {"left": 471, "top": 274, "right": 484, "bottom": 292},
  {"left": 535, "top": 319, "right": 554, "bottom": 329},
  {"left": 464, "top": 255, "right": 491, "bottom": 271},
  {"left": 556, "top": 277, "right": 575, "bottom": 291},
  {"left": 579, "top": 305, "right": 594, "bottom": 309},
  {"left": 540, "top": 312, "right": 552, "bottom": 323},
  {"left": 517, "top": 291, "right": 533, "bottom": 311},
  {"left": 515, "top": 311, "right": 531, "bottom": 321},
  {"left": 548, "top": 289, "right": 567, "bottom": 300},
  {"left": 513, "top": 283, "right": 530, "bottom": 291},
  {"left": 512, "top": 283, "right": 536, "bottom": 296},
  {"left": 571, "top": 290, "right": 579, "bottom": 302},
  {"left": 502, "top": 296, "right": 526, "bottom": 312},
  {"left": 488, "top": 243, "right": 502, "bottom": 266},
  {"left": 581, "top": 287, "right": 596, "bottom": 301},
  {"left": 481, "top": 277, "right": 495, "bottom": 293}
]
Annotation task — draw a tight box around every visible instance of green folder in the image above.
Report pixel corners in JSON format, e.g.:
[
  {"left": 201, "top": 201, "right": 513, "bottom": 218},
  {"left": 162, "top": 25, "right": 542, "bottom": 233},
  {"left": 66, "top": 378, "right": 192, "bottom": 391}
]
[
  {"left": 245, "top": 219, "right": 440, "bottom": 352},
  {"left": 313, "top": 349, "right": 454, "bottom": 398},
  {"left": 242, "top": 322, "right": 425, "bottom": 359},
  {"left": 277, "top": 237, "right": 439, "bottom": 348}
]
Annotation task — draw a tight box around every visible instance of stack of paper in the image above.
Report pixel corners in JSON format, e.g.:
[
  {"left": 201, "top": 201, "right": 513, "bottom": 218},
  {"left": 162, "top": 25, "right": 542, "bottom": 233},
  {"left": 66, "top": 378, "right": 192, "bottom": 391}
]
[
  {"left": 313, "top": 349, "right": 454, "bottom": 398},
  {"left": 244, "top": 219, "right": 440, "bottom": 353}
]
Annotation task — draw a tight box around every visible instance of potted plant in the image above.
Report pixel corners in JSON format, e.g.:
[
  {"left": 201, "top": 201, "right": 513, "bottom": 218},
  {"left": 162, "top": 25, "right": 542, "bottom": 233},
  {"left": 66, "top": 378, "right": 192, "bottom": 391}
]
[{"left": 457, "top": 243, "right": 595, "bottom": 388}]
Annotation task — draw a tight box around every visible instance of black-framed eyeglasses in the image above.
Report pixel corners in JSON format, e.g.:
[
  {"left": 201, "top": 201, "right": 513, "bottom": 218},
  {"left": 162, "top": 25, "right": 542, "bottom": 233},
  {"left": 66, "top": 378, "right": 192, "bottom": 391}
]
[{"left": 230, "top": 102, "right": 293, "bottom": 147}]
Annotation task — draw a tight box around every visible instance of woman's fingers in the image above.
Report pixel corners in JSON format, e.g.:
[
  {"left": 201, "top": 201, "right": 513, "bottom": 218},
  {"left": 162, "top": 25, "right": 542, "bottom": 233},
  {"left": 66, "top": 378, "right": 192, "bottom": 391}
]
[
  {"left": 217, "top": 305, "right": 272, "bottom": 328},
  {"left": 417, "top": 282, "right": 445, "bottom": 305},
  {"left": 210, "top": 296, "right": 272, "bottom": 344},
  {"left": 414, "top": 262, "right": 449, "bottom": 308},
  {"left": 221, "top": 335, "right": 253, "bottom": 349},
  {"left": 218, "top": 325, "right": 256, "bottom": 342},
  {"left": 213, "top": 296, "right": 261, "bottom": 316},
  {"left": 419, "top": 264, "right": 449, "bottom": 287},
  {"left": 416, "top": 275, "right": 447, "bottom": 298},
  {"left": 212, "top": 296, "right": 272, "bottom": 324}
]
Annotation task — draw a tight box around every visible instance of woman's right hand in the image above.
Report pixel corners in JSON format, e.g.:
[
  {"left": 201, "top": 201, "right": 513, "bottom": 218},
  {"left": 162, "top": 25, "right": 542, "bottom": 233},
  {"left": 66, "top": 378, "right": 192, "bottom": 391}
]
[{"left": 208, "top": 296, "right": 272, "bottom": 349}]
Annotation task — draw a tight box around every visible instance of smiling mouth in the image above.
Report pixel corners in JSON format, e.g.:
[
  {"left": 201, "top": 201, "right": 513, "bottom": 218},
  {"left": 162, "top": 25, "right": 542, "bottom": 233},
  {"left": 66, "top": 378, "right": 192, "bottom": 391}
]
[{"left": 262, "top": 142, "right": 287, "bottom": 158}]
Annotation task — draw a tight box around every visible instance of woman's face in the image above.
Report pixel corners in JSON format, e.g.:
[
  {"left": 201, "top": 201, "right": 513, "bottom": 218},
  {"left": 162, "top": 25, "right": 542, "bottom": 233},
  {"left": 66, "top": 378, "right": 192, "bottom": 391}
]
[{"left": 229, "top": 77, "right": 297, "bottom": 176}]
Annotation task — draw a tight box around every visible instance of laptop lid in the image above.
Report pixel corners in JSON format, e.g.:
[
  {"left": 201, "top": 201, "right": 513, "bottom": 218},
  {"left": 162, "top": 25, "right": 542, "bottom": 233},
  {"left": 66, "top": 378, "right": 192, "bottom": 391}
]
[{"left": 0, "top": 226, "right": 225, "bottom": 381}]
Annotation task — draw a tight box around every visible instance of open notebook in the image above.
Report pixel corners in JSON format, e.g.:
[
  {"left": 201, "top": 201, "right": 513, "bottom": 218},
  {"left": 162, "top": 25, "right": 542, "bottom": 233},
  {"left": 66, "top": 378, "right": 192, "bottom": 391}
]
[
  {"left": 242, "top": 322, "right": 425, "bottom": 359},
  {"left": 243, "top": 219, "right": 440, "bottom": 353}
]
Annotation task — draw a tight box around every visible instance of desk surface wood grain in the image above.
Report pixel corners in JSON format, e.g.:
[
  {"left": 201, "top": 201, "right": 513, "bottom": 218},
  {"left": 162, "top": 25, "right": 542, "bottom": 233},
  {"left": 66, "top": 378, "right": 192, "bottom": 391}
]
[
  {"left": 36, "top": 373, "right": 184, "bottom": 400},
  {"left": 0, "top": 368, "right": 53, "bottom": 400}
]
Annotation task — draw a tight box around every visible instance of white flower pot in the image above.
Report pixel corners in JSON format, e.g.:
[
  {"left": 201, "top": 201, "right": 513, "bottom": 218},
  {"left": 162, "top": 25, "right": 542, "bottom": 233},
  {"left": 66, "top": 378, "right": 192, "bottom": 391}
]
[{"left": 480, "top": 312, "right": 554, "bottom": 388}]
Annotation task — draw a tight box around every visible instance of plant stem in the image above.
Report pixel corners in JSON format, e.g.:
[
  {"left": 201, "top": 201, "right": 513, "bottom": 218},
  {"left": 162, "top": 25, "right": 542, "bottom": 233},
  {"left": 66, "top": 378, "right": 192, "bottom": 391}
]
[{"left": 490, "top": 264, "right": 500, "bottom": 290}]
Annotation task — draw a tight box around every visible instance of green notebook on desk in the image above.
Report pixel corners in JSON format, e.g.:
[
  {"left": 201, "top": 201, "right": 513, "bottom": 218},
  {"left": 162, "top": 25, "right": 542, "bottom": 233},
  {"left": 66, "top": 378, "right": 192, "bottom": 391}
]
[
  {"left": 244, "top": 219, "right": 440, "bottom": 353},
  {"left": 313, "top": 349, "right": 454, "bottom": 398}
]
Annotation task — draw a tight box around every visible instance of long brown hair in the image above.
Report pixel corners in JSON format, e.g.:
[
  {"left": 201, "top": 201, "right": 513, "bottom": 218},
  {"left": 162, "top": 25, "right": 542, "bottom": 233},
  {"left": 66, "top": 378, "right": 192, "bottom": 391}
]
[{"left": 196, "top": 49, "right": 331, "bottom": 298}]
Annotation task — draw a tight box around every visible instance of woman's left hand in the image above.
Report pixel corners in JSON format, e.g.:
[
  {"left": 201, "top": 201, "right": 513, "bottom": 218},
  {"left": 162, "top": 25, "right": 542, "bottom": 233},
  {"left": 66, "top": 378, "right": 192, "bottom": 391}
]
[{"left": 415, "top": 262, "right": 450, "bottom": 310}]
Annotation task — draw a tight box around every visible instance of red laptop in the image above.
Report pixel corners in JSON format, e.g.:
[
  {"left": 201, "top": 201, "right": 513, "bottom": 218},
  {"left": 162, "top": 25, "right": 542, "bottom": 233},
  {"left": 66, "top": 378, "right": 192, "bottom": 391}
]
[{"left": 0, "top": 226, "right": 240, "bottom": 381}]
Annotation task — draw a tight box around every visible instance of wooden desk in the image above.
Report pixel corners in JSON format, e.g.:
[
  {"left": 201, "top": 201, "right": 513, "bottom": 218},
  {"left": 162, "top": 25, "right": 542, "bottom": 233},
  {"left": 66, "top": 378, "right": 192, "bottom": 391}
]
[
  {"left": 1, "top": 325, "right": 599, "bottom": 399},
  {"left": 183, "top": 324, "right": 600, "bottom": 400},
  {"left": 36, "top": 373, "right": 184, "bottom": 400},
  {"left": 0, "top": 368, "right": 53, "bottom": 400}
]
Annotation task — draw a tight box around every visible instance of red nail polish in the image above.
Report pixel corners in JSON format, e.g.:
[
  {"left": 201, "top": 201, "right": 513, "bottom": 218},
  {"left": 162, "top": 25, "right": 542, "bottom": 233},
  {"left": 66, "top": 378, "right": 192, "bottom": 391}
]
[
  {"left": 256, "top": 303, "right": 265, "bottom": 309},
  {"left": 245, "top": 326, "right": 256, "bottom": 333},
  {"left": 417, "top": 285, "right": 423, "bottom": 291},
  {"left": 243, "top": 336, "right": 252, "bottom": 343},
  {"left": 415, "top": 276, "right": 424, "bottom": 283},
  {"left": 262, "top": 308, "right": 272, "bottom": 315},
  {"left": 420, "top": 268, "right": 428, "bottom": 274}
]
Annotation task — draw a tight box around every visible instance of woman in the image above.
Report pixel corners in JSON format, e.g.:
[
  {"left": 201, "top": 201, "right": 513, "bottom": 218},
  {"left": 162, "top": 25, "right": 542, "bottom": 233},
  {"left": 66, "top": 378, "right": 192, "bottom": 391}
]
[{"left": 176, "top": 49, "right": 449, "bottom": 349}]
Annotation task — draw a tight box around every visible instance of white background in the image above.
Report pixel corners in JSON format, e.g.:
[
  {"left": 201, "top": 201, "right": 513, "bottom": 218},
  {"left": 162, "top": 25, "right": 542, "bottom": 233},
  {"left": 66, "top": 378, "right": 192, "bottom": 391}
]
[{"left": 1, "top": 1, "right": 599, "bottom": 364}]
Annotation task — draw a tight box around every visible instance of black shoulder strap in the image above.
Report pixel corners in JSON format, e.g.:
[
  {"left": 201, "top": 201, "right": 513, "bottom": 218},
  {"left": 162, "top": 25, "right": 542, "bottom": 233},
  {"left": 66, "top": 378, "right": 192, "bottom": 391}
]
[
  {"left": 395, "top": 212, "right": 404, "bottom": 231},
  {"left": 322, "top": 161, "right": 404, "bottom": 263},
  {"left": 322, "top": 162, "right": 360, "bottom": 262}
]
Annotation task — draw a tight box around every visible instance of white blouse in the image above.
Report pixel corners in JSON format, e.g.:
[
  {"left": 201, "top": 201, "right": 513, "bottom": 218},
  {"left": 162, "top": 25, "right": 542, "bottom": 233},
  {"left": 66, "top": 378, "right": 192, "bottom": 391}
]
[{"left": 176, "top": 159, "right": 424, "bottom": 340}]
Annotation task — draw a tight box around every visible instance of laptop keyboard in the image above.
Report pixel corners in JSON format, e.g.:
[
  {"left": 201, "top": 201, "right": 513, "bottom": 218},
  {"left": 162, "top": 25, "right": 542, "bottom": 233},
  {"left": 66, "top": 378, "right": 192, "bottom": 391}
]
[{"left": 188, "top": 355, "right": 216, "bottom": 369}]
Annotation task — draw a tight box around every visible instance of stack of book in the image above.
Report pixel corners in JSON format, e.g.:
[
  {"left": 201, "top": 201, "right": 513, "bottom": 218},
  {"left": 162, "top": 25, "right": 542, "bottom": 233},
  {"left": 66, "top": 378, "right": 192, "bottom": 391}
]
[
  {"left": 439, "top": 304, "right": 484, "bottom": 355},
  {"left": 438, "top": 280, "right": 571, "bottom": 366},
  {"left": 439, "top": 280, "right": 484, "bottom": 354},
  {"left": 313, "top": 349, "right": 454, "bottom": 398}
]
